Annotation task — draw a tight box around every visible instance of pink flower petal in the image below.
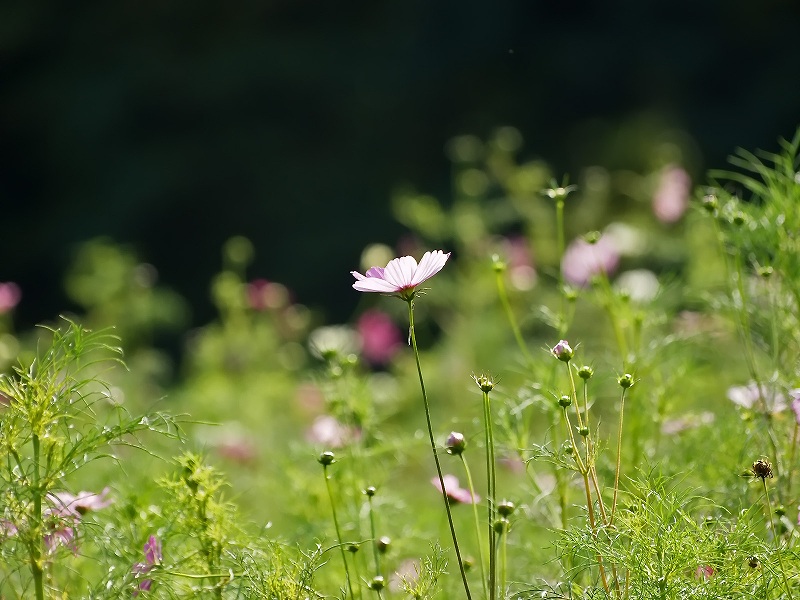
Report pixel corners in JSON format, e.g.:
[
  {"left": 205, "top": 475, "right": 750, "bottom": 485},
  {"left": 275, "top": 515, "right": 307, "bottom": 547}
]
[
  {"left": 384, "top": 256, "right": 418, "bottom": 289},
  {"left": 353, "top": 278, "right": 400, "bottom": 293},
  {"left": 410, "top": 251, "right": 450, "bottom": 286}
]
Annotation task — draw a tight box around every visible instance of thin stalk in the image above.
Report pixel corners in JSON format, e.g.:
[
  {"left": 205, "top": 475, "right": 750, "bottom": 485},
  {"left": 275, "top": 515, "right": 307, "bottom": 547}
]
[
  {"left": 500, "top": 527, "right": 508, "bottom": 599},
  {"left": 556, "top": 198, "right": 567, "bottom": 336},
  {"left": 323, "top": 464, "right": 355, "bottom": 600},
  {"left": 407, "top": 300, "right": 472, "bottom": 600},
  {"left": 495, "top": 269, "right": 534, "bottom": 365},
  {"left": 788, "top": 422, "right": 799, "bottom": 496},
  {"left": 483, "top": 389, "right": 498, "bottom": 600},
  {"left": 367, "top": 495, "right": 380, "bottom": 576},
  {"left": 460, "top": 455, "right": 488, "bottom": 598},
  {"left": 763, "top": 478, "right": 794, "bottom": 600},
  {"left": 31, "top": 433, "right": 44, "bottom": 600},
  {"left": 610, "top": 386, "right": 629, "bottom": 524}
]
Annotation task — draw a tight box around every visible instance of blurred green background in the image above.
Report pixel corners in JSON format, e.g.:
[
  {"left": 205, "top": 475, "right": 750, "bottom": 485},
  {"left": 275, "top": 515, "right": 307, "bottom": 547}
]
[{"left": 2, "top": 0, "right": 799, "bottom": 331}]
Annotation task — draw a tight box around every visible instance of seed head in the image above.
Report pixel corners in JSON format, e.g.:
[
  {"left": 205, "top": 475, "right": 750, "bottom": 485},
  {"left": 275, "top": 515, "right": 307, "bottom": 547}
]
[{"left": 751, "top": 459, "right": 773, "bottom": 480}]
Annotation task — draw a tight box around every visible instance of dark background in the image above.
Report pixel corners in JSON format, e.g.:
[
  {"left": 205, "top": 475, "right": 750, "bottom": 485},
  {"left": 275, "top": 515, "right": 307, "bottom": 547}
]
[{"left": 3, "top": 0, "right": 799, "bottom": 329}]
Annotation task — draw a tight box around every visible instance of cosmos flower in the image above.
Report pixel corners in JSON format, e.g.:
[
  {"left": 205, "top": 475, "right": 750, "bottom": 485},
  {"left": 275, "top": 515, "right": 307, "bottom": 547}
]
[
  {"left": 561, "top": 235, "right": 620, "bottom": 287},
  {"left": 0, "top": 282, "right": 21, "bottom": 313},
  {"left": 652, "top": 165, "right": 691, "bottom": 224},
  {"left": 727, "top": 382, "right": 787, "bottom": 413},
  {"left": 351, "top": 251, "right": 450, "bottom": 298},
  {"left": 357, "top": 310, "right": 402, "bottom": 365},
  {"left": 132, "top": 535, "right": 162, "bottom": 596},
  {"left": 430, "top": 474, "right": 479, "bottom": 505}
]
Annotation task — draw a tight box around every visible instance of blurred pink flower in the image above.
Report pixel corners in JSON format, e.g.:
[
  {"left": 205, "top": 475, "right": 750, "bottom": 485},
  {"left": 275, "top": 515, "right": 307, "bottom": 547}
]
[
  {"left": 132, "top": 535, "right": 162, "bottom": 596},
  {"left": 561, "top": 236, "right": 619, "bottom": 287},
  {"left": 48, "top": 487, "right": 112, "bottom": 515},
  {"left": 306, "top": 415, "right": 362, "bottom": 448},
  {"left": 0, "top": 282, "right": 21, "bottom": 313},
  {"left": 357, "top": 310, "right": 402, "bottom": 365},
  {"left": 503, "top": 236, "right": 537, "bottom": 290},
  {"left": 727, "top": 382, "right": 787, "bottom": 413},
  {"left": 216, "top": 436, "right": 257, "bottom": 464},
  {"left": 352, "top": 251, "right": 450, "bottom": 297},
  {"left": 246, "top": 279, "right": 290, "bottom": 311},
  {"left": 431, "top": 474, "right": 479, "bottom": 505},
  {"left": 695, "top": 565, "right": 714, "bottom": 581},
  {"left": 791, "top": 390, "right": 800, "bottom": 425},
  {"left": 653, "top": 165, "right": 691, "bottom": 224}
]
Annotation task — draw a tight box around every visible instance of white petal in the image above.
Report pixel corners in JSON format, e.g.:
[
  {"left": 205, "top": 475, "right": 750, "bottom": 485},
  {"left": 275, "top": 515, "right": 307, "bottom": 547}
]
[
  {"left": 353, "top": 278, "right": 399, "bottom": 293},
  {"left": 383, "top": 256, "right": 418, "bottom": 288},
  {"left": 410, "top": 250, "right": 450, "bottom": 286}
]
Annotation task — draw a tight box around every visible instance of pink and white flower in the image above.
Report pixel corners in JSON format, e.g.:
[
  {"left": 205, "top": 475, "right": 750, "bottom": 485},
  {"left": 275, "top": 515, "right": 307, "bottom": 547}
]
[
  {"left": 132, "top": 535, "right": 162, "bottom": 595},
  {"left": 352, "top": 251, "right": 450, "bottom": 298},
  {"left": 430, "top": 474, "right": 479, "bottom": 505}
]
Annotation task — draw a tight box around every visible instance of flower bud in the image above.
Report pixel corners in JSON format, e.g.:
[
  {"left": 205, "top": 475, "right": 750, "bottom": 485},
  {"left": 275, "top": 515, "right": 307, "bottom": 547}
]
[
  {"left": 497, "top": 500, "right": 516, "bottom": 517},
  {"left": 757, "top": 266, "right": 773, "bottom": 278},
  {"left": 551, "top": 340, "right": 573, "bottom": 362},
  {"left": 584, "top": 231, "right": 601, "bottom": 245},
  {"left": 775, "top": 505, "right": 786, "bottom": 517},
  {"left": 346, "top": 543, "right": 360, "bottom": 554},
  {"left": 702, "top": 193, "right": 718, "bottom": 213},
  {"left": 493, "top": 518, "right": 510, "bottom": 534},
  {"left": 558, "top": 395, "right": 572, "bottom": 408},
  {"left": 377, "top": 536, "right": 391, "bottom": 553},
  {"left": 577, "top": 365, "right": 594, "bottom": 380},
  {"left": 369, "top": 576, "right": 385, "bottom": 591},
  {"left": 473, "top": 374, "right": 495, "bottom": 393},
  {"left": 562, "top": 441, "right": 574, "bottom": 455},
  {"left": 748, "top": 556, "right": 760, "bottom": 569},
  {"left": 318, "top": 451, "right": 336, "bottom": 466},
  {"left": 491, "top": 254, "right": 507, "bottom": 274},
  {"left": 618, "top": 374, "right": 634, "bottom": 389},
  {"left": 578, "top": 426, "right": 589, "bottom": 437},
  {"left": 446, "top": 432, "right": 467, "bottom": 456},
  {"left": 732, "top": 211, "right": 747, "bottom": 226},
  {"left": 364, "top": 486, "right": 377, "bottom": 497}
]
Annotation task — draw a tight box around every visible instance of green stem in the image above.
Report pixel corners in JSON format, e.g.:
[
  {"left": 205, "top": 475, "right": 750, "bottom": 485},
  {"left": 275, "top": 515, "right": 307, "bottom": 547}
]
[
  {"left": 460, "top": 455, "right": 487, "bottom": 598},
  {"left": 483, "top": 389, "right": 498, "bottom": 600},
  {"left": 32, "top": 433, "right": 44, "bottom": 600},
  {"left": 407, "top": 300, "right": 472, "bottom": 600},
  {"left": 763, "top": 478, "right": 793, "bottom": 600},
  {"left": 556, "top": 198, "right": 567, "bottom": 336},
  {"left": 323, "top": 464, "right": 355, "bottom": 600},
  {"left": 494, "top": 269, "right": 533, "bottom": 366},
  {"left": 367, "top": 495, "right": 380, "bottom": 577},
  {"left": 611, "top": 387, "right": 628, "bottom": 524}
]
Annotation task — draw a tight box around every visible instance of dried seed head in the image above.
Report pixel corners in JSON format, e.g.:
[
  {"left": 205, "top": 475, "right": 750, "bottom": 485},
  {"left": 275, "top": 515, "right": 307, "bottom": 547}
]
[{"left": 751, "top": 459, "right": 773, "bottom": 480}]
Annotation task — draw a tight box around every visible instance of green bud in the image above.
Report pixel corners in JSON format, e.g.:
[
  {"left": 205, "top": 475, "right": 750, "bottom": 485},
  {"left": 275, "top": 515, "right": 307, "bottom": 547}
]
[
  {"left": 318, "top": 451, "right": 336, "bottom": 466},
  {"left": 492, "top": 254, "right": 507, "bottom": 273},
  {"left": 364, "top": 486, "right": 377, "bottom": 497},
  {"left": 577, "top": 365, "right": 594, "bottom": 380},
  {"left": 473, "top": 373, "right": 495, "bottom": 393},
  {"left": 346, "top": 543, "right": 360, "bottom": 554},
  {"left": 558, "top": 395, "right": 572, "bottom": 408},
  {"left": 377, "top": 536, "right": 391, "bottom": 553},
  {"left": 618, "top": 373, "right": 634, "bottom": 389},
  {"left": 757, "top": 266, "right": 774, "bottom": 278},
  {"left": 497, "top": 500, "right": 516, "bottom": 517},
  {"left": 584, "top": 231, "right": 601, "bottom": 245},
  {"left": 562, "top": 441, "right": 574, "bottom": 455},
  {"left": 493, "top": 518, "right": 510, "bottom": 535},
  {"left": 578, "top": 426, "right": 589, "bottom": 437},
  {"left": 702, "top": 193, "right": 718, "bottom": 213},
  {"left": 369, "top": 576, "right": 386, "bottom": 591},
  {"left": 732, "top": 211, "right": 747, "bottom": 226}
]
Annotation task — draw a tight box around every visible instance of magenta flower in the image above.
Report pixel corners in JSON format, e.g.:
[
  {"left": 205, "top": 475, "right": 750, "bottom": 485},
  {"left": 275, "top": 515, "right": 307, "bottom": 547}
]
[
  {"left": 48, "top": 487, "right": 112, "bottom": 515},
  {"left": 357, "top": 309, "right": 402, "bottom": 365},
  {"left": 351, "top": 251, "right": 450, "bottom": 298},
  {"left": 132, "top": 535, "right": 162, "bottom": 596},
  {"left": 551, "top": 340, "right": 573, "bottom": 362},
  {"left": 0, "top": 282, "right": 21, "bottom": 313},
  {"left": 43, "top": 487, "right": 111, "bottom": 554},
  {"left": 430, "top": 474, "right": 479, "bottom": 505}
]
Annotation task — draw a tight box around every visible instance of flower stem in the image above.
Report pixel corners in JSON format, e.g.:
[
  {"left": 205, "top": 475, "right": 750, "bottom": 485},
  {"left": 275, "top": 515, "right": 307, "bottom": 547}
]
[
  {"left": 556, "top": 198, "right": 567, "bottom": 336},
  {"left": 494, "top": 268, "right": 533, "bottom": 365},
  {"left": 482, "top": 389, "right": 498, "bottom": 600},
  {"left": 763, "top": 478, "right": 793, "bottom": 600},
  {"left": 31, "top": 433, "right": 44, "bottom": 600},
  {"left": 367, "top": 495, "right": 380, "bottom": 576},
  {"left": 610, "top": 386, "right": 629, "bottom": 524},
  {"left": 406, "top": 299, "right": 472, "bottom": 600},
  {"left": 460, "top": 455, "right": 487, "bottom": 598},
  {"left": 323, "top": 464, "right": 355, "bottom": 600}
]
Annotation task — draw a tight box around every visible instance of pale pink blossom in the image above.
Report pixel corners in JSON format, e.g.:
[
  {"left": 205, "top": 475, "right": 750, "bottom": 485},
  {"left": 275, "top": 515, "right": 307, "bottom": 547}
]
[
  {"left": 695, "top": 565, "right": 714, "bottom": 581},
  {"left": 48, "top": 487, "right": 112, "bottom": 515},
  {"left": 791, "top": 390, "right": 800, "bottom": 425},
  {"left": 357, "top": 309, "right": 402, "bottom": 365},
  {"left": 306, "top": 415, "right": 362, "bottom": 448},
  {"left": 430, "top": 474, "right": 479, "bottom": 505},
  {"left": 727, "top": 382, "right": 787, "bottom": 413},
  {"left": 561, "top": 236, "right": 619, "bottom": 287},
  {"left": 246, "top": 279, "right": 289, "bottom": 311},
  {"left": 0, "top": 282, "right": 21, "bottom": 313},
  {"left": 652, "top": 165, "right": 691, "bottom": 224},
  {"left": 352, "top": 251, "right": 450, "bottom": 297},
  {"left": 43, "top": 488, "right": 111, "bottom": 554}
]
